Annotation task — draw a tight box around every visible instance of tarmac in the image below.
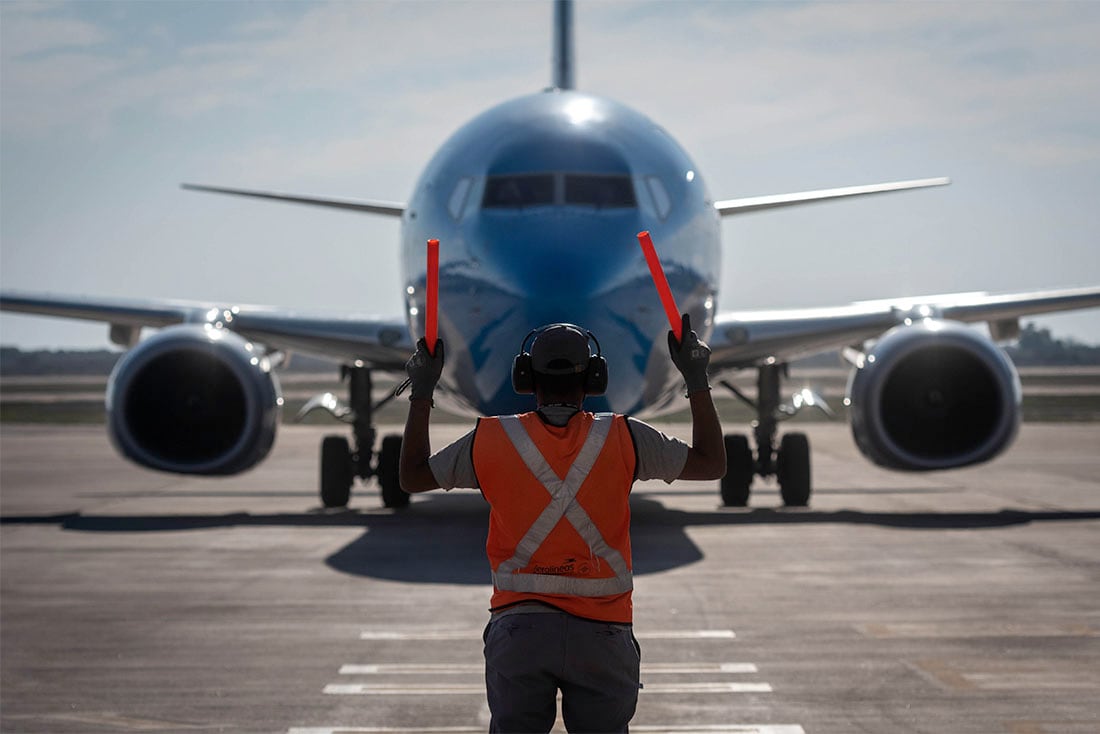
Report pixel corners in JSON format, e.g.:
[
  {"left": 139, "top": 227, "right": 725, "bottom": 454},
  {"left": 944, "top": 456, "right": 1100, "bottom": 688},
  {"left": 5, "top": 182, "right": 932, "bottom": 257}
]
[{"left": 2, "top": 421, "right": 1099, "bottom": 734}]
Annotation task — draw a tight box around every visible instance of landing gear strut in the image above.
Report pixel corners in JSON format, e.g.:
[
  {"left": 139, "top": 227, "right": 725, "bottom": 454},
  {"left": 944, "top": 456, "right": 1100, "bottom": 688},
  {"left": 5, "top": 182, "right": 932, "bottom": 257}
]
[
  {"left": 310, "top": 365, "right": 408, "bottom": 510},
  {"left": 719, "top": 363, "right": 813, "bottom": 508}
]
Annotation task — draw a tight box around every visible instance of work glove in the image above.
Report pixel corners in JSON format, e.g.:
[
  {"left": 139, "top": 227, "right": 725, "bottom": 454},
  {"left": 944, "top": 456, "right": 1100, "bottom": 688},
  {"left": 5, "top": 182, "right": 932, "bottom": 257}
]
[
  {"left": 668, "top": 313, "right": 711, "bottom": 395},
  {"left": 404, "top": 338, "right": 445, "bottom": 401}
]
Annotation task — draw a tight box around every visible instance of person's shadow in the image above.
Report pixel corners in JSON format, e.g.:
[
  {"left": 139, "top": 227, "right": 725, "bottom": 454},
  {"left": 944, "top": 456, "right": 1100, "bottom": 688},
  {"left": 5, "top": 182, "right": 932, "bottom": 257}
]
[
  {"left": 6, "top": 489, "right": 1099, "bottom": 585},
  {"left": 325, "top": 492, "right": 706, "bottom": 583}
]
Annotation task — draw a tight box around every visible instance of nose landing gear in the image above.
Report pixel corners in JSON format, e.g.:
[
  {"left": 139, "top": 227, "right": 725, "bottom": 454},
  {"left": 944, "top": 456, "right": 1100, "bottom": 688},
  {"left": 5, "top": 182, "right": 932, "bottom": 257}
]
[
  {"left": 302, "top": 365, "right": 407, "bottom": 510},
  {"left": 719, "top": 363, "right": 822, "bottom": 508}
]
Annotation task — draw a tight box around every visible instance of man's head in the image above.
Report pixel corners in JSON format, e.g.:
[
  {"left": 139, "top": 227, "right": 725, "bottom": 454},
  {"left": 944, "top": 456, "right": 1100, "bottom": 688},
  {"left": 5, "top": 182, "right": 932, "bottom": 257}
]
[{"left": 512, "top": 323, "right": 607, "bottom": 403}]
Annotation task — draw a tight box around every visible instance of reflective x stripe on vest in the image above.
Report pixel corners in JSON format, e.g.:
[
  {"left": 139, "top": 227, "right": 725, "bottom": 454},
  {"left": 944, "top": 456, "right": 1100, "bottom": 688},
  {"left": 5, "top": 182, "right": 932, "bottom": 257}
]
[{"left": 491, "top": 414, "right": 633, "bottom": 597}]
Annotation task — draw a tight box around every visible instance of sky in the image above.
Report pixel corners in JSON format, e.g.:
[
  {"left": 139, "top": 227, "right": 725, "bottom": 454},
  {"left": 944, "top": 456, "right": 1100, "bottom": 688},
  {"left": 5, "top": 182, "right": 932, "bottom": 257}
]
[{"left": 2, "top": 0, "right": 1099, "bottom": 351}]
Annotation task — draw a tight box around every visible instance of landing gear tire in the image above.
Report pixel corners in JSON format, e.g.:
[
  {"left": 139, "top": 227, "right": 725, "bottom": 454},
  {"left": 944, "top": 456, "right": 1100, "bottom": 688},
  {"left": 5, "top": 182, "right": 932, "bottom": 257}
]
[
  {"left": 377, "top": 434, "right": 408, "bottom": 509},
  {"left": 721, "top": 434, "right": 754, "bottom": 507},
  {"left": 776, "top": 432, "right": 811, "bottom": 507},
  {"left": 320, "top": 435, "right": 353, "bottom": 508}
]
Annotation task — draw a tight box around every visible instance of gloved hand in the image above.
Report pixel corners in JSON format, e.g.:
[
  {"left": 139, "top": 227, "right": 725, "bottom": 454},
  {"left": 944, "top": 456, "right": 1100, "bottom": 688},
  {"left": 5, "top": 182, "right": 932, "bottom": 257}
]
[
  {"left": 667, "top": 313, "right": 711, "bottom": 394},
  {"left": 405, "top": 338, "right": 445, "bottom": 401}
]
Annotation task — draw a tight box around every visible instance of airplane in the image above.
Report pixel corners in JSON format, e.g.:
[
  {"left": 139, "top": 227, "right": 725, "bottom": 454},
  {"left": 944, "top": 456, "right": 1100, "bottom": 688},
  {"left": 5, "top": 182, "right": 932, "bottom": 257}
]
[{"left": 3, "top": 0, "right": 1099, "bottom": 511}]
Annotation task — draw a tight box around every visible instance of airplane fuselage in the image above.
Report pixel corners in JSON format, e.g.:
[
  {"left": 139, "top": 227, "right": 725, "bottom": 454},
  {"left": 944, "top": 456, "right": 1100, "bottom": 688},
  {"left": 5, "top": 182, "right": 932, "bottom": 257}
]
[{"left": 400, "top": 89, "right": 721, "bottom": 416}]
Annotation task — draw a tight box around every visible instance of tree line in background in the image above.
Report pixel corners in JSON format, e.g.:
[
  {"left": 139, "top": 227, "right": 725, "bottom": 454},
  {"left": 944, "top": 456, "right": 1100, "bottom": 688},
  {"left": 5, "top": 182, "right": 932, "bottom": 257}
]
[{"left": 1, "top": 322, "right": 1097, "bottom": 376}]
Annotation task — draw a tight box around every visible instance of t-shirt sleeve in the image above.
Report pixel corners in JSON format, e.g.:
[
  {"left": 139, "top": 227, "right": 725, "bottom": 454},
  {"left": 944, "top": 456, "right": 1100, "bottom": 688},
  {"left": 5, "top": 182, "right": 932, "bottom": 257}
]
[
  {"left": 427, "top": 429, "right": 479, "bottom": 490},
  {"left": 626, "top": 417, "right": 689, "bottom": 484}
]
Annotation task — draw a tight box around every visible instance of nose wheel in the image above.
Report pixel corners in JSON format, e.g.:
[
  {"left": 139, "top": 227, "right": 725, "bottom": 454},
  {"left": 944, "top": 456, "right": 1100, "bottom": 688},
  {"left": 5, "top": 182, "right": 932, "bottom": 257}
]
[
  {"left": 376, "top": 435, "right": 405, "bottom": 509},
  {"left": 309, "top": 365, "right": 408, "bottom": 509},
  {"left": 719, "top": 364, "right": 814, "bottom": 508},
  {"left": 775, "top": 432, "right": 811, "bottom": 506},
  {"left": 721, "top": 434, "right": 754, "bottom": 506},
  {"left": 321, "top": 435, "right": 354, "bottom": 508}
]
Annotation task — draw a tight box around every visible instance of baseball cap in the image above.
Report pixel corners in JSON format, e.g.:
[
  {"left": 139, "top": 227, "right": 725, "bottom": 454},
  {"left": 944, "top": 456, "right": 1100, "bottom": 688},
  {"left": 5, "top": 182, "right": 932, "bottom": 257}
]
[{"left": 530, "top": 323, "right": 591, "bottom": 375}]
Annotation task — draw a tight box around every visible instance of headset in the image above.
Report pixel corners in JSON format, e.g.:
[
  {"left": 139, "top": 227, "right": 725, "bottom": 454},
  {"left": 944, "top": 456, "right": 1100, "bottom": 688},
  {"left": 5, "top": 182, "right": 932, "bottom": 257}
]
[{"left": 512, "top": 324, "right": 608, "bottom": 396}]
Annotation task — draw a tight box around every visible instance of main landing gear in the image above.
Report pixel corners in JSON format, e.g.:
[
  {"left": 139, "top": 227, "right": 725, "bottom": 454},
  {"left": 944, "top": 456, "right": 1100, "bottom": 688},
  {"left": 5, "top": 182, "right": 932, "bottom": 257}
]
[
  {"left": 718, "top": 363, "right": 831, "bottom": 508},
  {"left": 298, "top": 365, "right": 407, "bottom": 510}
]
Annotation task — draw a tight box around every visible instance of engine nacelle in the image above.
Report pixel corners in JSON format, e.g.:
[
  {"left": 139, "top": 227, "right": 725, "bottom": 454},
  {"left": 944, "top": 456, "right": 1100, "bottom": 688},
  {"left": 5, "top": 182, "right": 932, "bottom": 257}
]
[
  {"left": 847, "top": 320, "right": 1021, "bottom": 471},
  {"left": 106, "top": 325, "right": 281, "bottom": 475}
]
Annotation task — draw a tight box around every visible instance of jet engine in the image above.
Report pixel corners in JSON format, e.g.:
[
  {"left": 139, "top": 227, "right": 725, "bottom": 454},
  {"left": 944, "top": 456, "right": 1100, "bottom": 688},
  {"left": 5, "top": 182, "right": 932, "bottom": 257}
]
[
  {"left": 106, "top": 325, "right": 281, "bottom": 475},
  {"left": 846, "top": 320, "right": 1021, "bottom": 471}
]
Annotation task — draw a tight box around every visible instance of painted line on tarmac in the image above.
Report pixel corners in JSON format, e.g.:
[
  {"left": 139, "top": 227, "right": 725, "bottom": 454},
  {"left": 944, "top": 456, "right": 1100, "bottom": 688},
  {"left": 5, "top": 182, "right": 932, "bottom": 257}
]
[
  {"left": 338, "top": 662, "right": 758, "bottom": 675},
  {"left": 324, "top": 682, "right": 485, "bottom": 694},
  {"left": 323, "top": 682, "right": 772, "bottom": 695},
  {"left": 340, "top": 663, "right": 482, "bottom": 674},
  {"left": 638, "top": 629, "right": 737, "bottom": 640},
  {"left": 645, "top": 662, "right": 758, "bottom": 673},
  {"left": 359, "top": 630, "right": 478, "bottom": 641},
  {"left": 629, "top": 727, "right": 803, "bottom": 733},
  {"left": 859, "top": 622, "right": 1098, "bottom": 639},
  {"left": 359, "top": 629, "right": 736, "bottom": 641},
  {"left": 632, "top": 728, "right": 803, "bottom": 734},
  {"left": 289, "top": 727, "right": 804, "bottom": 734},
  {"left": 289, "top": 729, "right": 483, "bottom": 734},
  {"left": 644, "top": 682, "right": 772, "bottom": 693}
]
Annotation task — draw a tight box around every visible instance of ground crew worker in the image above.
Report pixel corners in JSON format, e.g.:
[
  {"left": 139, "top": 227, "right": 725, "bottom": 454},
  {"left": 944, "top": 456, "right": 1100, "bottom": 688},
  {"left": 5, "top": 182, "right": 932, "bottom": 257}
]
[{"left": 400, "top": 316, "right": 725, "bottom": 733}]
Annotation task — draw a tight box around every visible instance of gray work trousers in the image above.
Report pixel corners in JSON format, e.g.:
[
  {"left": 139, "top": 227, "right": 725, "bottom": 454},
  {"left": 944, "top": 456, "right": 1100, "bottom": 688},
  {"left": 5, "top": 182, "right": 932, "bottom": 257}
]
[{"left": 483, "top": 610, "right": 641, "bottom": 733}]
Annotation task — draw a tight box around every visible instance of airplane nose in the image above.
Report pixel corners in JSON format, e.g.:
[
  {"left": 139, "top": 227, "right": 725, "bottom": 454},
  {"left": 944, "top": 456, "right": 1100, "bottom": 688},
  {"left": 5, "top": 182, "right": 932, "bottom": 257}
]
[
  {"left": 475, "top": 212, "right": 640, "bottom": 299},
  {"left": 465, "top": 211, "right": 659, "bottom": 416}
]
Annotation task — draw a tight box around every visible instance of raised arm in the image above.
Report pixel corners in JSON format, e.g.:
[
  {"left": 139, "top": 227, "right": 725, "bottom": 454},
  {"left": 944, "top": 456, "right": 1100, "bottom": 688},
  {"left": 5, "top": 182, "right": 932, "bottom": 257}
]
[
  {"left": 399, "top": 339, "right": 444, "bottom": 493},
  {"left": 668, "top": 314, "right": 726, "bottom": 480}
]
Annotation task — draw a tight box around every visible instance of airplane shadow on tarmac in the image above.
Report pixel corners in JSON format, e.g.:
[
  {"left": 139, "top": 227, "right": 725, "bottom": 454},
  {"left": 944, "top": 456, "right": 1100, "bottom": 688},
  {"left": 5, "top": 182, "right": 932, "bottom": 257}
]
[{"left": 4, "top": 490, "right": 1100, "bottom": 584}]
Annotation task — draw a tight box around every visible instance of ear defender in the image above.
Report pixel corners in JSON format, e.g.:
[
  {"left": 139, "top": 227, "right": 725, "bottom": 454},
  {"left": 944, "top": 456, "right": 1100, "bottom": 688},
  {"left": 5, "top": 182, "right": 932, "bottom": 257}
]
[
  {"left": 511, "top": 328, "right": 539, "bottom": 395},
  {"left": 583, "top": 330, "right": 608, "bottom": 396},
  {"left": 511, "top": 353, "right": 536, "bottom": 394}
]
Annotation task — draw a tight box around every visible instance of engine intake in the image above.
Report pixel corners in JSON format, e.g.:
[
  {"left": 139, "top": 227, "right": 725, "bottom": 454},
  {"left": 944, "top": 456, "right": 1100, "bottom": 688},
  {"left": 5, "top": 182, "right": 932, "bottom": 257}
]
[
  {"left": 106, "top": 325, "right": 281, "bottom": 474},
  {"left": 847, "top": 320, "right": 1021, "bottom": 471}
]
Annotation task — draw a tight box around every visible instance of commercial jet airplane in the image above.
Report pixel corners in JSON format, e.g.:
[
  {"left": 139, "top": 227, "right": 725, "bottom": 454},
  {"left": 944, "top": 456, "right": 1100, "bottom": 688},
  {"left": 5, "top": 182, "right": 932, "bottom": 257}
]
[{"left": 3, "top": 0, "right": 1099, "bottom": 510}]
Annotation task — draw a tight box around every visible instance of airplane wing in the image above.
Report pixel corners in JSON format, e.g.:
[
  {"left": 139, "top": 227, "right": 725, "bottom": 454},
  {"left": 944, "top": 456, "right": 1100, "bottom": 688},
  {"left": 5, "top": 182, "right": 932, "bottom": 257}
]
[
  {"left": 708, "top": 286, "right": 1100, "bottom": 370},
  {"left": 714, "top": 177, "right": 950, "bottom": 216},
  {"left": 182, "top": 177, "right": 944, "bottom": 219},
  {"left": 0, "top": 292, "right": 413, "bottom": 370},
  {"left": 181, "top": 184, "right": 406, "bottom": 217}
]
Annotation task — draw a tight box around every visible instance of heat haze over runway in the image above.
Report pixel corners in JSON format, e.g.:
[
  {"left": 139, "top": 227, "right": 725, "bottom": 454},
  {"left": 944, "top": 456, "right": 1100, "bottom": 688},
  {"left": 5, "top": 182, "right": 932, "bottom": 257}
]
[{"left": 2, "top": 423, "right": 1099, "bottom": 733}]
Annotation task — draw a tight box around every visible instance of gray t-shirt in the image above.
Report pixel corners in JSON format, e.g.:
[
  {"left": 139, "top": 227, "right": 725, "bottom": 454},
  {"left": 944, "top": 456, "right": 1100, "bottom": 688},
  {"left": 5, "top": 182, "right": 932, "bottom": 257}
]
[{"left": 428, "top": 415, "right": 689, "bottom": 490}]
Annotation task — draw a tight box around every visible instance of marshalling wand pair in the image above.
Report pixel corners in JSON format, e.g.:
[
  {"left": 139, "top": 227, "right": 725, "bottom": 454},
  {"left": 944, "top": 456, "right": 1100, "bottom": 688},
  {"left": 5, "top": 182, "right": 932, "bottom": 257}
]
[{"left": 419, "top": 231, "right": 682, "bottom": 355}]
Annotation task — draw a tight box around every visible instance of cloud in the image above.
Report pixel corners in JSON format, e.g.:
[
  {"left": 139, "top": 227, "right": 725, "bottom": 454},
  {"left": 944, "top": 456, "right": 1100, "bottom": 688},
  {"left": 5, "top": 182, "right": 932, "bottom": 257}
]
[
  {"left": 580, "top": 1, "right": 1100, "bottom": 167},
  {"left": 0, "top": 1, "right": 107, "bottom": 58},
  {"left": 6, "top": 1, "right": 1098, "bottom": 170},
  {"left": 1, "top": 1, "right": 548, "bottom": 140}
]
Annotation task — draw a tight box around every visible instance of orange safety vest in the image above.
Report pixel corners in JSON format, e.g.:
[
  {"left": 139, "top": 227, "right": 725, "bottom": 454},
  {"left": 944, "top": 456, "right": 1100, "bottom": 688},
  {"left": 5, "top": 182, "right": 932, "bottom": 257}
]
[{"left": 473, "top": 411, "right": 637, "bottom": 624}]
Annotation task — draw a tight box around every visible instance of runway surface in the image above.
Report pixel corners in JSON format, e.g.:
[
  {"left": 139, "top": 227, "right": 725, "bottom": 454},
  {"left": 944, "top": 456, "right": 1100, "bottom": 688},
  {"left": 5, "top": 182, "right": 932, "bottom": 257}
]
[{"left": 2, "top": 422, "right": 1099, "bottom": 733}]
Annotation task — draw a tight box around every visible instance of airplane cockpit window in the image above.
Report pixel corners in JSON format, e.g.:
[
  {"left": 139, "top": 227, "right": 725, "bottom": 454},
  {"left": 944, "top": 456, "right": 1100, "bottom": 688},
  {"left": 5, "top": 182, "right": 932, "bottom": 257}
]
[
  {"left": 645, "top": 176, "right": 672, "bottom": 220},
  {"left": 448, "top": 177, "right": 473, "bottom": 220},
  {"left": 482, "top": 174, "right": 555, "bottom": 208},
  {"left": 564, "top": 174, "right": 636, "bottom": 208},
  {"left": 482, "top": 173, "right": 636, "bottom": 210}
]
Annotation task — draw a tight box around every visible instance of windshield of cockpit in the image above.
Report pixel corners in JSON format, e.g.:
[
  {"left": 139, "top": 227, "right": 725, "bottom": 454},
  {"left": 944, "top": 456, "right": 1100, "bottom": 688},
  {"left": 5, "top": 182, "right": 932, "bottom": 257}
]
[{"left": 481, "top": 173, "right": 636, "bottom": 210}]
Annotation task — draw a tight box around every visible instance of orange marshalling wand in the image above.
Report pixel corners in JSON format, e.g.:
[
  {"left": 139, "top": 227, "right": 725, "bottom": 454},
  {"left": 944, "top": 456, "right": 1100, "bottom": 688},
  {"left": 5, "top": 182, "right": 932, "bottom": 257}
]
[
  {"left": 425, "top": 239, "right": 439, "bottom": 355},
  {"left": 636, "top": 231, "right": 682, "bottom": 341}
]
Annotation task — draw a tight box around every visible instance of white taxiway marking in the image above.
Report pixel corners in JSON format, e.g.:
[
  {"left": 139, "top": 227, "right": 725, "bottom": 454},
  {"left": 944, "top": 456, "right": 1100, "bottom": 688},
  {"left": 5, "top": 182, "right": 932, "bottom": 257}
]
[
  {"left": 645, "top": 662, "right": 758, "bottom": 673},
  {"left": 340, "top": 663, "right": 483, "bottom": 674},
  {"left": 637, "top": 629, "right": 736, "bottom": 640},
  {"left": 643, "top": 682, "right": 773, "bottom": 693},
  {"left": 289, "top": 727, "right": 804, "bottom": 734},
  {"left": 338, "top": 662, "right": 758, "bottom": 675},
  {"left": 634, "top": 729, "right": 803, "bottom": 734},
  {"left": 323, "top": 682, "right": 772, "bottom": 695},
  {"left": 359, "top": 629, "right": 736, "bottom": 641},
  {"left": 359, "top": 630, "right": 478, "bottom": 641}
]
